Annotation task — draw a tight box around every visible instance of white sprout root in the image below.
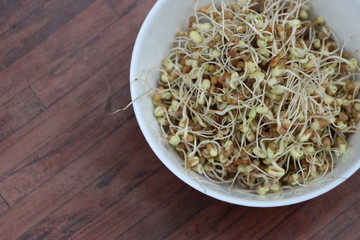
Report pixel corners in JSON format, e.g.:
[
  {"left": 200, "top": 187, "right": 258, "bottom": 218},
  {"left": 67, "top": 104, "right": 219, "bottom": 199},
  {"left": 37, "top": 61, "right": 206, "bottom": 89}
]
[{"left": 152, "top": 0, "right": 360, "bottom": 195}]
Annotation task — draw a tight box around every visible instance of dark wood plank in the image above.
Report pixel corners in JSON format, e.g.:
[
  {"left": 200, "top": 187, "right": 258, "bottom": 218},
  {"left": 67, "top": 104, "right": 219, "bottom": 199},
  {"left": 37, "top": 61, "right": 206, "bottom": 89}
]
[
  {"left": 0, "top": 115, "right": 142, "bottom": 240},
  {"left": 0, "top": 194, "right": 9, "bottom": 215},
  {"left": 0, "top": 0, "right": 97, "bottom": 72},
  {"left": 168, "top": 204, "right": 249, "bottom": 240},
  {"left": 17, "top": 149, "right": 180, "bottom": 240},
  {"left": 165, "top": 202, "right": 246, "bottom": 240},
  {"left": 211, "top": 205, "right": 302, "bottom": 240},
  {"left": 0, "top": 1, "right": 146, "bottom": 182},
  {"left": 108, "top": 0, "right": 140, "bottom": 17},
  {"left": 0, "top": 0, "right": 118, "bottom": 107},
  {"left": 0, "top": 87, "right": 45, "bottom": 142},
  {"left": 31, "top": 0, "right": 157, "bottom": 106},
  {"left": 166, "top": 174, "right": 360, "bottom": 240},
  {"left": 0, "top": 46, "right": 132, "bottom": 205},
  {"left": 68, "top": 169, "right": 182, "bottom": 240},
  {"left": 0, "top": 3, "right": 126, "bottom": 180},
  {"left": 257, "top": 174, "right": 360, "bottom": 240},
  {"left": 116, "top": 185, "right": 214, "bottom": 240},
  {"left": 167, "top": 200, "right": 300, "bottom": 240},
  {"left": 311, "top": 199, "right": 360, "bottom": 240},
  {"left": 0, "top": 0, "right": 47, "bottom": 37}
]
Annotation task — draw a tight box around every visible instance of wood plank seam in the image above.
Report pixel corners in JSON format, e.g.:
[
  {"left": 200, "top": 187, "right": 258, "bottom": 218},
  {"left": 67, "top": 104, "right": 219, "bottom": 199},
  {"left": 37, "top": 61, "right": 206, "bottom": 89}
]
[
  {"left": 26, "top": 0, "right": 138, "bottom": 96},
  {"left": 17, "top": 137, "right": 145, "bottom": 238},
  {"left": 0, "top": 0, "right": 98, "bottom": 73},
  {"left": 2, "top": 105, "right": 134, "bottom": 203},
  {"left": 162, "top": 201, "right": 214, "bottom": 240},
  {"left": 308, "top": 198, "right": 360, "bottom": 240},
  {"left": 1, "top": 101, "right": 132, "bottom": 183},
  {"left": 27, "top": 20, "right": 119, "bottom": 91},
  {"left": 209, "top": 203, "right": 301, "bottom": 240},
  {"left": 0, "top": 1, "right": 47, "bottom": 40},
  {"left": 106, "top": 0, "right": 122, "bottom": 17},
  {"left": 115, "top": 185, "right": 187, "bottom": 239},
  {"left": 0, "top": 116, "right": 145, "bottom": 239},
  {"left": 0, "top": 0, "right": 145, "bottom": 109},
  {"left": 115, "top": 184, "right": 218, "bottom": 240},
  {"left": 0, "top": 86, "right": 44, "bottom": 117},
  {"left": 1, "top": 5, "right": 125, "bottom": 151},
  {"left": 211, "top": 206, "right": 280, "bottom": 240},
  {"left": 0, "top": 87, "right": 45, "bottom": 147},
  {"left": 211, "top": 210, "right": 253, "bottom": 240},
  {"left": 257, "top": 204, "right": 304, "bottom": 240},
  {"left": 0, "top": 194, "right": 10, "bottom": 208},
  {"left": 0, "top": 74, "right": 133, "bottom": 210},
  {"left": 0, "top": 70, "right": 132, "bottom": 181},
  {"left": 199, "top": 207, "right": 236, "bottom": 239},
  {"left": 0, "top": 0, "right": 120, "bottom": 113},
  {"left": 210, "top": 209, "right": 253, "bottom": 238},
  {"left": 0, "top": 148, "right": 59, "bottom": 182},
  {"left": 0, "top": 113, "right": 53, "bottom": 177},
  {"left": 40, "top": 45, "right": 131, "bottom": 107},
  {"left": 58, "top": 163, "right": 164, "bottom": 239},
  {"left": 27, "top": 1, "right": 141, "bottom": 98},
  {"left": 0, "top": 92, "right": 127, "bottom": 178},
  {"left": 29, "top": 86, "right": 46, "bottom": 109},
  {"left": 30, "top": 42, "right": 132, "bottom": 107},
  {"left": 0, "top": 46, "right": 132, "bottom": 180},
  {"left": 0, "top": 112, "right": 135, "bottom": 213},
  {"left": 107, "top": 0, "right": 140, "bottom": 18},
  {"left": 164, "top": 201, "right": 218, "bottom": 240}
]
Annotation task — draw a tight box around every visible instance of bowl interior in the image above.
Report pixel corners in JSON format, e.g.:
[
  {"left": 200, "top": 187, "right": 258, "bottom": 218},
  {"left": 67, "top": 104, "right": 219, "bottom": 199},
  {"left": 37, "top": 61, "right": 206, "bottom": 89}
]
[{"left": 130, "top": 0, "right": 360, "bottom": 207}]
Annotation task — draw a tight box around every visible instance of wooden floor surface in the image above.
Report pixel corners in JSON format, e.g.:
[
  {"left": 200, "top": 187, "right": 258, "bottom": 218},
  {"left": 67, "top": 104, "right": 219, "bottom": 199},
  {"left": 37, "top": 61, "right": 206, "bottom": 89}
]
[{"left": 0, "top": 0, "right": 359, "bottom": 239}]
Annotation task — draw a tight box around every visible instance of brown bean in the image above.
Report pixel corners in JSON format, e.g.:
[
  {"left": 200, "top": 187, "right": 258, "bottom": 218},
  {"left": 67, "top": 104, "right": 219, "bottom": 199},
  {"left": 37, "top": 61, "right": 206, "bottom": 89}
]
[
  {"left": 214, "top": 34, "right": 222, "bottom": 43},
  {"left": 229, "top": 164, "right": 238, "bottom": 173},
  {"left": 188, "top": 16, "right": 196, "bottom": 28},
  {"left": 199, "top": 6, "right": 210, "bottom": 14},
  {"left": 228, "top": 49, "right": 240, "bottom": 58},
  {"left": 275, "top": 24, "right": 284, "bottom": 38},
  {"left": 270, "top": 55, "right": 280, "bottom": 68},
  {"left": 345, "top": 82, "right": 355, "bottom": 92},
  {"left": 211, "top": 75, "right": 219, "bottom": 85},
  {"left": 342, "top": 52, "right": 350, "bottom": 59},
  {"left": 322, "top": 137, "right": 331, "bottom": 147},
  {"left": 346, "top": 104, "right": 353, "bottom": 115},
  {"left": 238, "top": 94, "right": 246, "bottom": 101},
  {"left": 338, "top": 113, "right": 349, "bottom": 122},
  {"left": 207, "top": 40, "right": 215, "bottom": 49},
  {"left": 221, "top": 95, "right": 228, "bottom": 102},
  {"left": 268, "top": 142, "right": 278, "bottom": 151}
]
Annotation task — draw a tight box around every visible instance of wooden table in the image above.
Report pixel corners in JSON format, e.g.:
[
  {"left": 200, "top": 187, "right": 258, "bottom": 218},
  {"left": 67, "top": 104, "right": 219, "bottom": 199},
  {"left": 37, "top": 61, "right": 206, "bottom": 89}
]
[{"left": 0, "top": 0, "right": 359, "bottom": 239}]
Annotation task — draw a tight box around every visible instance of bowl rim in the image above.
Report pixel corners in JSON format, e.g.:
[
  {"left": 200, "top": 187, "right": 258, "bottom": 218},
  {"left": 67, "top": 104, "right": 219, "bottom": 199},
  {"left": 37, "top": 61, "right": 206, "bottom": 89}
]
[{"left": 130, "top": 0, "right": 360, "bottom": 207}]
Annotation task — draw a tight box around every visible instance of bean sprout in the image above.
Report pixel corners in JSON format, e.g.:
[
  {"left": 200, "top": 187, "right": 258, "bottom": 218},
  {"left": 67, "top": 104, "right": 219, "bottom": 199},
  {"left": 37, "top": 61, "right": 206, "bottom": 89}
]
[{"left": 152, "top": 0, "right": 360, "bottom": 195}]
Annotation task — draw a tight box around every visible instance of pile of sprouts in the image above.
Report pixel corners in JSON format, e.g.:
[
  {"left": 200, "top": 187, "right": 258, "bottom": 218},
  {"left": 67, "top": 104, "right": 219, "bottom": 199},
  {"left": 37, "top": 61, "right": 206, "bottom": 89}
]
[{"left": 152, "top": 0, "right": 360, "bottom": 195}]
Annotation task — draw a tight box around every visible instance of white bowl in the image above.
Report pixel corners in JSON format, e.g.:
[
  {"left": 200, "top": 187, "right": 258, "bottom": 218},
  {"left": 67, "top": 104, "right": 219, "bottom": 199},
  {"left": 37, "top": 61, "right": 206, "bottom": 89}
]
[{"left": 130, "top": 0, "right": 360, "bottom": 207}]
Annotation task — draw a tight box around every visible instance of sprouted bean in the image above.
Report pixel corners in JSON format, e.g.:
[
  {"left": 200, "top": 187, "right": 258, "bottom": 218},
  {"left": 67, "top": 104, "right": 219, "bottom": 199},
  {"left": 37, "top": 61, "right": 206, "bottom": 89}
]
[{"left": 152, "top": 0, "right": 360, "bottom": 195}]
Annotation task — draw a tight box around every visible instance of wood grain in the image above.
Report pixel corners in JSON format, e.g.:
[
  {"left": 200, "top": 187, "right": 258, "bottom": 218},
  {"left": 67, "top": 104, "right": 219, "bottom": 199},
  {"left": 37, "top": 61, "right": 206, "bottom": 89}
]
[
  {"left": 0, "top": 50, "right": 132, "bottom": 205},
  {"left": 0, "top": 0, "right": 97, "bottom": 72},
  {"left": 0, "top": 0, "right": 117, "bottom": 108},
  {"left": 0, "top": 0, "right": 48, "bottom": 37},
  {"left": 0, "top": 194, "right": 9, "bottom": 215},
  {"left": 0, "top": 0, "right": 358, "bottom": 239},
  {"left": 69, "top": 168, "right": 182, "bottom": 240},
  {"left": 0, "top": 87, "right": 45, "bottom": 142}
]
